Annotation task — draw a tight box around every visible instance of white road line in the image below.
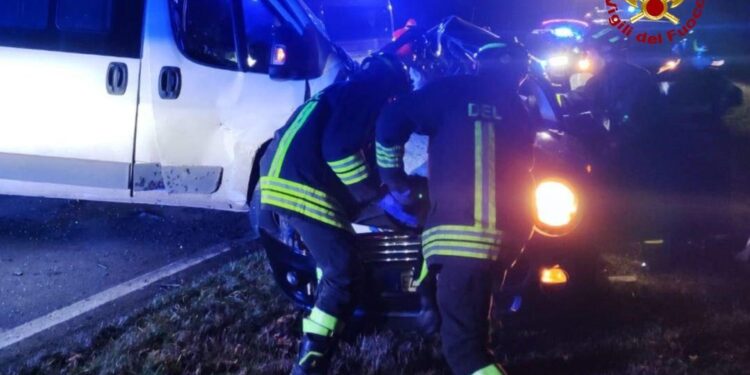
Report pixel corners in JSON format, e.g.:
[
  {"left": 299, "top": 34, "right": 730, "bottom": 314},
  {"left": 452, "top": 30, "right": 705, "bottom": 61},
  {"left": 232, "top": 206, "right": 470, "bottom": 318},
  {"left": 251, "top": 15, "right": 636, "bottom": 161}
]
[{"left": 0, "top": 246, "right": 232, "bottom": 350}]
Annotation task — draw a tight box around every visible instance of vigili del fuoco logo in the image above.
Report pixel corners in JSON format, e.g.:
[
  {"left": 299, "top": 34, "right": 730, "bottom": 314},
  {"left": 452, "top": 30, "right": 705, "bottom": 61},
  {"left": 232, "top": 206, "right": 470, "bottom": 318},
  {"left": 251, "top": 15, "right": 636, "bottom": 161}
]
[{"left": 604, "top": 0, "right": 706, "bottom": 44}]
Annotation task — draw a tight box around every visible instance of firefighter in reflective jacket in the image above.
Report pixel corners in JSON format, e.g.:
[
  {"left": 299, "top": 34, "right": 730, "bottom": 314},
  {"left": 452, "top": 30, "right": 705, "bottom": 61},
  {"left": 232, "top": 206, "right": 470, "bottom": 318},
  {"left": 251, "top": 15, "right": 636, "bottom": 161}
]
[
  {"left": 259, "top": 53, "right": 412, "bottom": 375},
  {"left": 375, "top": 43, "right": 534, "bottom": 375}
]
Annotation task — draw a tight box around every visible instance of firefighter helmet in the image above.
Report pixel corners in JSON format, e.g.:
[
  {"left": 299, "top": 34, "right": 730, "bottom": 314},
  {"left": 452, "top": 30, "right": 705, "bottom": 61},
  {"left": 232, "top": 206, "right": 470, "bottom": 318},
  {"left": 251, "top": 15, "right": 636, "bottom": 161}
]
[
  {"left": 358, "top": 53, "right": 413, "bottom": 95},
  {"left": 473, "top": 40, "right": 530, "bottom": 87}
]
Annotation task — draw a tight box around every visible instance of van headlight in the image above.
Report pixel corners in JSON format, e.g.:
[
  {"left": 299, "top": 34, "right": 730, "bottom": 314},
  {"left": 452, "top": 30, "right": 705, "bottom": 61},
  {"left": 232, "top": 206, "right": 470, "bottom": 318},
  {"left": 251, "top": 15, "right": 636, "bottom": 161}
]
[
  {"left": 534, "top": 179, "right": 579, "bottom": 236},
  {"left": 547, "top": 55, "right": 570, "bottom": 68}
]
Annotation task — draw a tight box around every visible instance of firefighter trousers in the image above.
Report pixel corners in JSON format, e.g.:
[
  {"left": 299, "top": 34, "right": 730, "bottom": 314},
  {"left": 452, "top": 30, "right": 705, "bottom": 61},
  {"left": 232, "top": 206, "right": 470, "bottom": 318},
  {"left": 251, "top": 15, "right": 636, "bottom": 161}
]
[
  {"left": 429, "top": 255, "right": 500, "bottom": 375},
  {"left": 287, "top": 215, "right": 364, "bottom": 332}
]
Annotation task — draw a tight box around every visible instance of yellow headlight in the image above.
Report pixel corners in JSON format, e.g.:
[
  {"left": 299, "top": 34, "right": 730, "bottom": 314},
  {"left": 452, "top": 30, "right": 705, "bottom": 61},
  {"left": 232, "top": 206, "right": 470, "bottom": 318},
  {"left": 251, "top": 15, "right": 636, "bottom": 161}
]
[
  {"left": 535, "top": 180, "right": 578, "bottom": 228},
  {"left": 577, "top": 58, "right": 592, "bottom": 72},
  {"left": 541, "top": 265, "right": 569, "bottom": 285}
]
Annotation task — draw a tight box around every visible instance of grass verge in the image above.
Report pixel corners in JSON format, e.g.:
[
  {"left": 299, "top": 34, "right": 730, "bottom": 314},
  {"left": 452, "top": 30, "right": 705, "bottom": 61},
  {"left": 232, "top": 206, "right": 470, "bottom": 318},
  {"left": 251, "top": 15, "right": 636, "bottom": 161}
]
[{"left": 15, "top": 245, "right": 750, "bottom": 375}]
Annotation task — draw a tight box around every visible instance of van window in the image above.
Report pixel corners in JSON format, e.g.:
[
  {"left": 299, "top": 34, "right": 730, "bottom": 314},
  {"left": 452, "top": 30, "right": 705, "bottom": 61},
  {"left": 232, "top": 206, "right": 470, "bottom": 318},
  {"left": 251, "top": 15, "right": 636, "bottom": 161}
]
[
  {"left": 56, "top": 0, "right": 113, "bottom": 33},
  {"left": 242, "top": 0, "right": 279, "bottom": 73},
  {"left": 0, "top": 0, "right": 49, "bottom": 30},
  {"left": 0, "top": 0, "right": 144, "bottom": 58},
  {"left": 170, "top": 0, "right": 240, "bottom": 70}
]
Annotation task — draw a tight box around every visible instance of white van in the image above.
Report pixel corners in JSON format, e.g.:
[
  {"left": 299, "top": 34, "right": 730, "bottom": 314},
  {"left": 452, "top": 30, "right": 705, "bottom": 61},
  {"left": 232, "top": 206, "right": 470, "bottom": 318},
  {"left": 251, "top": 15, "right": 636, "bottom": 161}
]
[{"left": 0, "top": 0, "right": 378, "bottom": 211}]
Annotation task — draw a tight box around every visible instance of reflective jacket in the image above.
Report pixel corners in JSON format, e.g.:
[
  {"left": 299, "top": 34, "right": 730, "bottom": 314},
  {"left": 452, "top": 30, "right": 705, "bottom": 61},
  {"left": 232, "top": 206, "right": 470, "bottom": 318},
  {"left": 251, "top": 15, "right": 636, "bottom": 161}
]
[
  {"left": 259, "top": 81, "right": 388, "bottom": 229},
  {"left": 376, "top": 75, "right": 534, "bottom": 261}
]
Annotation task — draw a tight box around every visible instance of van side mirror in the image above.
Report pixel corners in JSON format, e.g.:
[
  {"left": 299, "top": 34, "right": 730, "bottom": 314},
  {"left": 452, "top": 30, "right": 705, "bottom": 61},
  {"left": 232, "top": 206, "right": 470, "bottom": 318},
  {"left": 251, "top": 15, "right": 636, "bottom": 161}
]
[{"left": 269, "top": 24, "right": 330, "bottom": 81}]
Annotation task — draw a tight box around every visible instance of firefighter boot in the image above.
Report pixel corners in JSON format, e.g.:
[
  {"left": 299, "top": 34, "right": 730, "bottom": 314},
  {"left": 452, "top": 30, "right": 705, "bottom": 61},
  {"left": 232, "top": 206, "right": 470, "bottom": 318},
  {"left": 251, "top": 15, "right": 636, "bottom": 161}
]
[{"left": 291, "top": 333, "right": 335, "bottom": 375}]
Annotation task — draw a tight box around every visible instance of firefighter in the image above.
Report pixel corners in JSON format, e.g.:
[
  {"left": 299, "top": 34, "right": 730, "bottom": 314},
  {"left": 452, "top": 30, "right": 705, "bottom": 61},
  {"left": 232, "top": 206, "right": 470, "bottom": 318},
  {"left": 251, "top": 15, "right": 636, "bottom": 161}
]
[
  {"left": 376, "top": 41, "right": 534, "bottom": 375},
  {"left": 563, "top": 30, "right": 660, "bottom": 133},
  {"left": 562, "top": 30, "right": 663, "bottom": 190},
  {"left": 258, "top": 53, "right": 412, "bottom": 375}
]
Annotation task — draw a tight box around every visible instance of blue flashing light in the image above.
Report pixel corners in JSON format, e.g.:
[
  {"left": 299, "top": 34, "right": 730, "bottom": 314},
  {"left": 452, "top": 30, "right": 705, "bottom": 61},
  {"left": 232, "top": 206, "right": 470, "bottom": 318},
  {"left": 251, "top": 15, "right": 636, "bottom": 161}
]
[
  {"left": 551, "top": 27, "right": 575, "bottom": 38},
  {"left": 628, "top": 5, "right": 637, "bottom": 13}
]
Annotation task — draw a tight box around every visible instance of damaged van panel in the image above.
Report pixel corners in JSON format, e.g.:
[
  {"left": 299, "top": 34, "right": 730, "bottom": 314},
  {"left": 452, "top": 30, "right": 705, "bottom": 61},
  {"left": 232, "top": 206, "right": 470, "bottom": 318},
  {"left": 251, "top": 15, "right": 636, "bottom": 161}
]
[{"left": 133, "top": 163, "right": 223, "bottom": 194}]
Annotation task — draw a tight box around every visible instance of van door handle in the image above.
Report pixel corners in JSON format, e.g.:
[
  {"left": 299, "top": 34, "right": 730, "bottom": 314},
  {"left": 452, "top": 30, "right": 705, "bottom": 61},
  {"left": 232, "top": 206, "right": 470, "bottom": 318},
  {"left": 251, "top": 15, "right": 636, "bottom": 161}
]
[
  {"left": 158, "top": 66, "right": 182, "bottom": 100},
  {"left": 106, "top": 62, "right": 128, "bottom": 95}
]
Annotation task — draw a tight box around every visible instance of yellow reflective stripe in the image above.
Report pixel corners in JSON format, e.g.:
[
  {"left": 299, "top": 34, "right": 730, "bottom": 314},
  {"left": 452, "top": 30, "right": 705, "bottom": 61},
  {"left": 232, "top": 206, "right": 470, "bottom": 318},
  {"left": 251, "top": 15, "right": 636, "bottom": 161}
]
[
  {"left": 269, "top": 101, "right": 319, "bottom": 177},
  {"left": 327, "top": 154, "right": 359, "bottom": 168},
  {"left": 486, "top": 122, "right": 497, "bottom": 229},
  {"left": 376, "top": 142, "right": 404, "bottom": 169},
  {"left": 336, "top": 164, "right": 368, "bottom": 180},
  {"left": 423, "top": 225, "right": 502, "bottom": 237},
  {"left": 302, "top": 318, "right": 332, "bottom": 337},
  {"left": 261, "top": 176, "right": 329, "bottom": 200},
  {"left": 298, "top": 350, "right": 325, "bottom": 365},
  {"left": 377, "top": 159, "right": 401, "bottom": 169},
  {"left": 474, "top": 121, "right": 483, "bottom": 225},
  {"left": 340, "top": 171, "right": 369, "bottom": 185},
  {"left": 261, "top": 195, "right": 344, "bottom": 229},
  {"left": 375, "top": 150, "right": 401, "bottom": 160},
  {"left": 423, "top": 241, "right": 498, "bottom": 251},
  {"left": 415, "top": 260, "right": 428, "bottom": 286},
  {"left": 260, "top": 178, "right": 336, "bottom": 211},
  {"left": 423, "top": 233, "right": 501, "bottom": 246},
  {"left": 376, "top": 142, "right": 404, "bottom": 154},
  {"left": 345, "top": 174, "right": 368, "bottom": 185},
  {"left": 472, "top": 364, "right": 505, "bottom": 375},
  {"left": 309, "top": 307, "right": 338, "bottom": 331},
  {"left": 327, "top": 152, "right": 367, "bottom": 173},
  {"left": 260, "top": 190, "right": 338, "bottom": 218},
  {"left": 423, "top": 249, "right": 494, "bottom": 260}
]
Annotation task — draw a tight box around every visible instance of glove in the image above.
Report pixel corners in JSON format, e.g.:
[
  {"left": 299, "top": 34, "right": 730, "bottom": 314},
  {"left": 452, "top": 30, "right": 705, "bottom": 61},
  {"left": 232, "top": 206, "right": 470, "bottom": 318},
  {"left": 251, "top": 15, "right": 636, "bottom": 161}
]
[{"left": 378, "top": 192, "right": 419, "bottom": 228}]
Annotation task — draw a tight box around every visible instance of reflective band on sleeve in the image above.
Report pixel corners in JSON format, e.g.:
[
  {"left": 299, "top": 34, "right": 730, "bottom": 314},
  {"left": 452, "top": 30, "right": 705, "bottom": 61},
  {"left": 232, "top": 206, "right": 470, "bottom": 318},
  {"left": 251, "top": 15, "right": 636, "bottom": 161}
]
[
  {"left": 471, "top": 364, "right": 505, "bottom": 375},
  {"left": 309, "top": 307, "right": 338, "bottom": 332},
  {"left": 327, "top": 152, "right": 366, "bottom": 172},
  {"left": 268, "top": 101, "right": 319, "bottom": 177},
  {"left": 302, "top": 318, "right": 333, "bottom": 337},
  {"left": 376, "top": 142, "right": 404, "bottom": 169},
  {"left": 328, "top": 151, "right": 370, "bottom": 185},
  {"left": 338, "top": 165, "right": 369, "bottom": 185}
]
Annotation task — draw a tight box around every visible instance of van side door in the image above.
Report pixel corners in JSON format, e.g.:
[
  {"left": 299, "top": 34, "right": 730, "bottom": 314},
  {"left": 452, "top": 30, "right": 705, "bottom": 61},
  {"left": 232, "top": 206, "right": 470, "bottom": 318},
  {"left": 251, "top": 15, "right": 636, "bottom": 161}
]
[{"left": 0, "top": 0, "right": 145, "bottom": 199}]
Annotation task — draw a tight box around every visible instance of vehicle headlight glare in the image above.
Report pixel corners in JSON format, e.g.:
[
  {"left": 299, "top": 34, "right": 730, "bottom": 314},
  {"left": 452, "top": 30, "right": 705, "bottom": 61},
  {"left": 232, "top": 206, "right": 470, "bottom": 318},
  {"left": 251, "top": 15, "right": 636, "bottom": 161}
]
[
  {"left": 658, "top": 59, "right": 681, "bottom": 74},
  {"left": 578, "top": 58, "right": 592, "bottom": 71},
  {"left": 535, "top": 180, "right": 578, "bottom": 227},
  {"left": 547, "top": 55, "right": 570, "bottom": 68}
]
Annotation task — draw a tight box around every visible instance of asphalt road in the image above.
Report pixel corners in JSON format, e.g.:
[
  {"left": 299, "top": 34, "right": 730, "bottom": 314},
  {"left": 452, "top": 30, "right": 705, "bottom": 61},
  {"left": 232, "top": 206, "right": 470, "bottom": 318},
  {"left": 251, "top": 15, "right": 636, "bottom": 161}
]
[{"left": 0, "top": 195, "right": 252, "bottom": 363}]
